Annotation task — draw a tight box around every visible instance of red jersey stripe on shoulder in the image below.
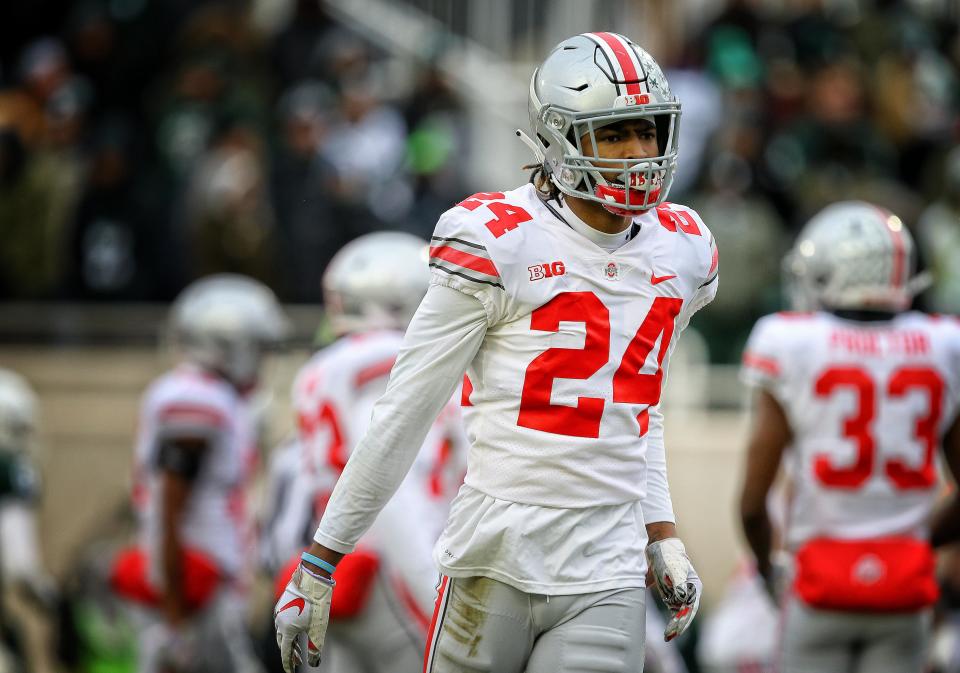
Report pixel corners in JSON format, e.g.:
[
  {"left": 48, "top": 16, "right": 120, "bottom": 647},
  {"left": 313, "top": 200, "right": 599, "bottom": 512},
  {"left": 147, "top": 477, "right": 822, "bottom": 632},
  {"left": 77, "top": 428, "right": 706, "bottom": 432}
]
[
  {"left": 355, "top": 357, "right": 397, "bottom": 388},
  {"left": 158, "top": 404, "right": 226, "bottom": 427},
  {"left": 742, "top": 352, "right": 781, "bottom": 377},
  {"left": 429, "top": 245, "right": 500, "bottom": 278},
  {"left": 591, "top": 32, "right": 643, "bottom": 95},
  {"left": 709, "top": 239, "right": 719, "bottom": 276}
]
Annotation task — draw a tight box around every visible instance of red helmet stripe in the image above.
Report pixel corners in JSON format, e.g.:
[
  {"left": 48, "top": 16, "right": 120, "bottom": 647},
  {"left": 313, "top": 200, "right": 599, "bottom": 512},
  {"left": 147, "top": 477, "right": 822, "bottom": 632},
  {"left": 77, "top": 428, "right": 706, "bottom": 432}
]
[
  {"left": 591, "top": 32, "right": 643, "bottom": 95},
  {"left": 871, "top": 205, "right": 905, "bottom": 288},
  {"left": 889, "top": 224, "right": 905, "bottom": 288}
]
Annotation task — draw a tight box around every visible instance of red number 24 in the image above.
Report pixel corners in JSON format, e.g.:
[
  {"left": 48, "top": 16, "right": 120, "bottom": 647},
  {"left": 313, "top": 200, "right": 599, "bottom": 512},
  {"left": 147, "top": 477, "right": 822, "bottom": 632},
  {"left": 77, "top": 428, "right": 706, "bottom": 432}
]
[{"left": 517, "top": 292, "right": 683, "bottom": 438}]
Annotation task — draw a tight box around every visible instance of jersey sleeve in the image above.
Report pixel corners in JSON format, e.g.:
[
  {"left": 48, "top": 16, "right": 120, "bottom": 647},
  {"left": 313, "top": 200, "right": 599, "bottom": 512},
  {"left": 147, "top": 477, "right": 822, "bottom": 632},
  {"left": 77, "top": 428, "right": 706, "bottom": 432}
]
[
  {"left": 640, "top": 404, "right": 675, "bottom": 525},
  {"left": 0, "top": 454, "right": 40, "bottom": 504},
  {"left": 151, "top": 380, "right": 231, "bottom": 441},
  {"left": 314, "top": 284, "right": 488, "bottom": 553},
  {"left": 674, "top": 209, "right": 719, "bottom": 331},
  {"left": 740, "top": 315, "right": 788, "bottom": 397},
  {"left": 429, "top": 206, "right": 508, "bottom": 325},
  {"left": 688, "top": 219, "right": 719, "bottom": 318}
]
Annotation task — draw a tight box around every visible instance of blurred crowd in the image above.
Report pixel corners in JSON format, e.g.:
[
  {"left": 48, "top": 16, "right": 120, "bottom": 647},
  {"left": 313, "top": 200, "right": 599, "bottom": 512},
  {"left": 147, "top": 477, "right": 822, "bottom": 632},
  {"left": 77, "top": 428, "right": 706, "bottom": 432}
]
[
  {"left": 1, "top": 0, "right": 960, "bottom": 362},
  {"left": 0, "top": 0, "right": 469, "bottom": 305},
  {"left": 668, "top": 0, "right": 960, "bottom": 360}
]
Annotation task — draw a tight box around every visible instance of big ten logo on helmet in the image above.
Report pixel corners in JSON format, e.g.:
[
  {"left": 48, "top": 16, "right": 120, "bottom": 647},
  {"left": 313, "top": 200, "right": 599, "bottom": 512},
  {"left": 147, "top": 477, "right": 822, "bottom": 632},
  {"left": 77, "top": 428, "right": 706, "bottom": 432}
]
[
  {"left": 622, "top": 94, "right": 650, "bottom": 107},
  {"left": 528, "top": 261, "right": 566, "bottom": 282}
]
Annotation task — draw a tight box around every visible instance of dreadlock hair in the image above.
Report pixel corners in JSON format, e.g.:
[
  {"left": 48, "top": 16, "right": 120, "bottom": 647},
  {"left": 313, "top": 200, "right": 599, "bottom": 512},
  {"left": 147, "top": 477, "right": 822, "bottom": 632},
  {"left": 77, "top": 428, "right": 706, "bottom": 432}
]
[{"left": 526, "top": 162, "right": 561, "bottom": 202}]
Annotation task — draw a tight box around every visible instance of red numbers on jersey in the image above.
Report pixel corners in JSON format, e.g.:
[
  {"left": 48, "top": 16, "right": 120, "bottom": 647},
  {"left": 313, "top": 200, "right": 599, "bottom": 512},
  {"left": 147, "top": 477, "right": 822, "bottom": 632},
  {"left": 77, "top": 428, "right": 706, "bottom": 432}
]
[
  {"left": 298, "top": 401, "right": 347, "bottom": 472},
  {"left": 813, "top": 365, "right": 944, "bottom": 490},
  {"left": 517, "top": 292, "right": 682, "bottom": 438},
  {"left": 457, "top": 192, "right": 532, "bottom": 238},
  {"left": 656, "top": 203, "right": 701, "bottom": 236}
]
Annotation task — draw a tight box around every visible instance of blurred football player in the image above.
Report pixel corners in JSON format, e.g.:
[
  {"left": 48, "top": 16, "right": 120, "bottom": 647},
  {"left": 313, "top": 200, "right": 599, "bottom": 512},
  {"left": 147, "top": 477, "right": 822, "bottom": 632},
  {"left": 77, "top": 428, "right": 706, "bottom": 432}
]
[
  {"left": 739, "top": 201, "right": 960, "bottom": 672},
  {"left": 112, "top": 274, "right": 289, "bottom": 673},
  {"left": 263, "top": 231, "right": 467, "bottom": 673},
  {"left": 275, "top": 32, "right": 718, "bottom": 673},
  {"left": 0, "top": 368, "right": 55, "bottom": 671}
]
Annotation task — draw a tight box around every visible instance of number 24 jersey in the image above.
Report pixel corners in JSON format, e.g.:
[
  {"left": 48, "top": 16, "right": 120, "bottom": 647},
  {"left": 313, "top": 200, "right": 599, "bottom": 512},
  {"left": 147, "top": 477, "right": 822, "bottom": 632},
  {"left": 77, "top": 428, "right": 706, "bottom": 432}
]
[{"left": 428, "top": 184, "right": 718, "bottom": 509}]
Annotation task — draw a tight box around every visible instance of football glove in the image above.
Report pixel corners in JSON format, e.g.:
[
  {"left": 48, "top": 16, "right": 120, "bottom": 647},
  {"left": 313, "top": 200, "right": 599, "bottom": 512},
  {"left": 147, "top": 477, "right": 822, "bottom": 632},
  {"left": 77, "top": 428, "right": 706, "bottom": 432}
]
[
  {"left": 645, "top": 537, "right": 702, "bottom": 642},
  {"left": 274, "top": 564, "right": 335, "bottom": 673}
]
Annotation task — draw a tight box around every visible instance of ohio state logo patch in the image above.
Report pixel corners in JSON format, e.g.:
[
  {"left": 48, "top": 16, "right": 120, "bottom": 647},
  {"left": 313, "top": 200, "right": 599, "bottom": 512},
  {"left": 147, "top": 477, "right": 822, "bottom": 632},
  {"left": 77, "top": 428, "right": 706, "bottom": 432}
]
[{"left": 603, "top": 261, "right": 621, "bottom": 281}]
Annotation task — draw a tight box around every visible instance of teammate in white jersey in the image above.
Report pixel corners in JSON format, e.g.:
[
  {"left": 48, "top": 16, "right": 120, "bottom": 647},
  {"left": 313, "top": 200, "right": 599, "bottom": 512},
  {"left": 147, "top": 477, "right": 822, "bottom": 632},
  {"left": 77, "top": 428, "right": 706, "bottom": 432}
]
[
  {"left": 274, "top": 32, "right": 719, "bottom": 673},
  {"left": 113, "top": 274, "right": 289, "bottom": 673},
  {"left": 265, "top": 232, "right": 467, "bottom": 673},
  {"left": 738, "top": 201, "right": 960, "bottom": 673}
]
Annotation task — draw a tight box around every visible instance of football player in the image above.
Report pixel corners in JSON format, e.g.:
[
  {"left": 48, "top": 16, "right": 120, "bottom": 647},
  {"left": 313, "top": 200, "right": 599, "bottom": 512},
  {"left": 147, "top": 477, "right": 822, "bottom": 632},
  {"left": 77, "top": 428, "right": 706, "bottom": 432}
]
[
  {"left": 265, "top": 232, "right": 467, "bottom": 673},
  {"left": 112, "top": 274, "right": 289, "bottom": 673},
  {"left": 275, "top": 32, "right": 718, "bottom": 673},
  {"left": 0, "top": 368, "right": 55, "bottom": 671},
  {"left": 739, "top": 201, "right": 960, "bottom": 673}
]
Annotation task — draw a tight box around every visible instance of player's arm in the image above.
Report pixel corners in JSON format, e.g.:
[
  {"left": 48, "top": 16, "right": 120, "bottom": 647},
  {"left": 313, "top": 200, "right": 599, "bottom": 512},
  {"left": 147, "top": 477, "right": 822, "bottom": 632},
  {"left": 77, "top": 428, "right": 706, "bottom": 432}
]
[
  {"left": 276, "top": 284, "right": 488, "bottom": 671},
  {"left": 739, "top": 388, "right": 792, "bottom": 585},
  {"left": 299, "top": 284, "right": 488, "bottom": 574},
  {"left": 931, "top": 411, "right": 960, "bottom": 547},
  {"left": 156, "top": 435, "right": 208, "bottom": 626}
]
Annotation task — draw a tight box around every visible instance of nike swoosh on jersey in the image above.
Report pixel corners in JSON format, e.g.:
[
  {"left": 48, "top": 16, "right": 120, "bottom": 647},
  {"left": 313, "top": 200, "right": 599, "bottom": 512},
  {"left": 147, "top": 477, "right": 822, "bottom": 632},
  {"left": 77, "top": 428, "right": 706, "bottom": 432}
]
[
  {"left": 278, "top": 597, "right": 305, "bottom": 616},
  {"left": 650, "top": 272, "right": 677, "bottom": 285}
]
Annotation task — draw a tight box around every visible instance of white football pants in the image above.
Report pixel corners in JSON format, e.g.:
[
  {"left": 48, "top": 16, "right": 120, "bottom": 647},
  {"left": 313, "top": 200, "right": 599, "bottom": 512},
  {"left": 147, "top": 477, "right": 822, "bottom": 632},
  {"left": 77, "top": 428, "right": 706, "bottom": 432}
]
[
  {"left": 780, "top": 597, "right": 932, "bottom": 673},
  {"left": 424, "top": 575, "right": 647, "bottom": 673}
]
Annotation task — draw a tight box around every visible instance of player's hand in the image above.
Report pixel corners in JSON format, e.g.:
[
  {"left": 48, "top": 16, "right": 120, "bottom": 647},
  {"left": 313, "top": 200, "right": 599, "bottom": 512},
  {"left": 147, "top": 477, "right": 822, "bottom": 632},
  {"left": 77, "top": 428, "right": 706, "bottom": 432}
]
[
  {"left": 274, "top": 564, "right": 335, "bottom": 673},
  {"left": 645, "top": 537, "right": 702, "bottom": 642},
  {"left": 758, "top": 550, "right": 792, "bottom": 606}
]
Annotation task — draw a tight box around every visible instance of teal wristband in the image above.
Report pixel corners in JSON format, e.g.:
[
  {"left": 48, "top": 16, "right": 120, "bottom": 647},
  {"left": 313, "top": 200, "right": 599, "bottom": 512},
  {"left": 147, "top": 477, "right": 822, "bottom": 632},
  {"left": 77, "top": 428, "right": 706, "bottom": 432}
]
[{"left": 301, "top": 551, "right": 337, "bottom": 575}]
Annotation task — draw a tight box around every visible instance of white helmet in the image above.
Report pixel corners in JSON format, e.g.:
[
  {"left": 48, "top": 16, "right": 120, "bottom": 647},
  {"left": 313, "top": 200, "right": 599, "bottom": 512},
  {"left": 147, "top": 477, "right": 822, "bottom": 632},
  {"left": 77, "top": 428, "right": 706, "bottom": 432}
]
[
  {"left": 169, "top": 274, "right": 290, "bottom": 387},
  {"left": 0, "top": 369, "right": 37, "bottom": 454},
  {"left": 783, "top": 201, "right": 929, "bottom": 312},
  {"left": 521, "top": 32, "right": 681, "bottom": 215},
  {"left": 323, "top": 231, "right": 430, "bottom": 335}
]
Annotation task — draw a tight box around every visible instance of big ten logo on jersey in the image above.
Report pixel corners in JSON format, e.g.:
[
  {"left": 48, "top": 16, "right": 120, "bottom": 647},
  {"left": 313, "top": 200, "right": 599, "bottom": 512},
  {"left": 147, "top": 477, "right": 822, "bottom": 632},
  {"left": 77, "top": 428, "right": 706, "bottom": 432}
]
[
  {"left": 529, "top": 261, "right": 566, "bottom": 282},
  {"left": 457, "top": 192, "right": 532, "bottom": 238}
]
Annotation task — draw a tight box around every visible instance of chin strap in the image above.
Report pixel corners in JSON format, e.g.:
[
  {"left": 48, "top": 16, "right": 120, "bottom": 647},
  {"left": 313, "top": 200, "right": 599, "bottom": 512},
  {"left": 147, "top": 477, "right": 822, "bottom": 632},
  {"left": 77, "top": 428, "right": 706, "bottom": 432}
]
[{"left": 515, "top": 129, "right": 545, "bottom": 165}]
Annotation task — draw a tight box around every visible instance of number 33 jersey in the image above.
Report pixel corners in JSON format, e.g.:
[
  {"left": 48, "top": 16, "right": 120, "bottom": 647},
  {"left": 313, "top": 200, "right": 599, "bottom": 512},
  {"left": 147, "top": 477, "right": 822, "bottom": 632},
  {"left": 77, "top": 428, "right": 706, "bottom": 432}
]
[
  {"left": 741, "top": 311, "right": 960, "bottom": 547},
  {"left": 429, "top": 183, "right": 718, "bottom": 509}
]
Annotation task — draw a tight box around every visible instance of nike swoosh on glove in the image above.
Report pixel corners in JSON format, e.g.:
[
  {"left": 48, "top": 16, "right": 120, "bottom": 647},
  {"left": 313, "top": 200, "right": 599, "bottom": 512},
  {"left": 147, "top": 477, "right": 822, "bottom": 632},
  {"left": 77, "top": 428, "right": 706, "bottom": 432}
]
[
  {"left": 274, "top": 565, "right": 335, "bottom": 673},
  {"left": 645, "top": 538, "right": 702, "bottom": 642}
]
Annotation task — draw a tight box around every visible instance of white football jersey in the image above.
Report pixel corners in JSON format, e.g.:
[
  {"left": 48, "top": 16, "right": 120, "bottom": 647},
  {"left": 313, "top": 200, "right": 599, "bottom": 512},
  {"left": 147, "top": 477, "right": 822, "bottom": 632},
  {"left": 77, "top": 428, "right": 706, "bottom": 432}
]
[
  {"left": 292, "top": 331, "right": 466, "bottom": 526},
  {"left": 291, "top": 331, "right": 467, "bottom": 613},
  {"left": 133, "top": 364, "right": 258, "bottom": 578},
  {"left": 429, "top": 184, "right": 718, "bottom": 508},
  {"left": 741, "top": 311, "right": 960, "bottom": 548}
]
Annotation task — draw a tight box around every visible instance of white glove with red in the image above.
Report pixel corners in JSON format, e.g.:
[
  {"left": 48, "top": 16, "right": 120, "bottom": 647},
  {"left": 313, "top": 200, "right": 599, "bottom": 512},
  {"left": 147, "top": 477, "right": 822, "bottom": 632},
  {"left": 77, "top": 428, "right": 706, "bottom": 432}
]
[
  {"left": 274, "top": 565, "right": 335, "bottom": 673},
  {"left": 645, "top": 538, "right": 702, "bottom": 642}
]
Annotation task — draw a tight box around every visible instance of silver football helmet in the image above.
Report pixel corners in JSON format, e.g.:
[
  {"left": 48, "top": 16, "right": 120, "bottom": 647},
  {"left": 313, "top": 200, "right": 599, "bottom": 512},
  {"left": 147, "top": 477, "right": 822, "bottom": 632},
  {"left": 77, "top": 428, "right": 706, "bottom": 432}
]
[
  {"left": 0, "top": 369, "right": 37, "bottom": 455},
  {"left": 520, "top": 32, "right": 681, "bottom": 215},
  {"left": 323, "top": 232, "right": 431, "bottom": 335},
  {"left": 169, "top": 274, "right": 290, "bottom": 387},
  {"left": 784, "top": 201, "right": 930, "bottom": 312}
]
